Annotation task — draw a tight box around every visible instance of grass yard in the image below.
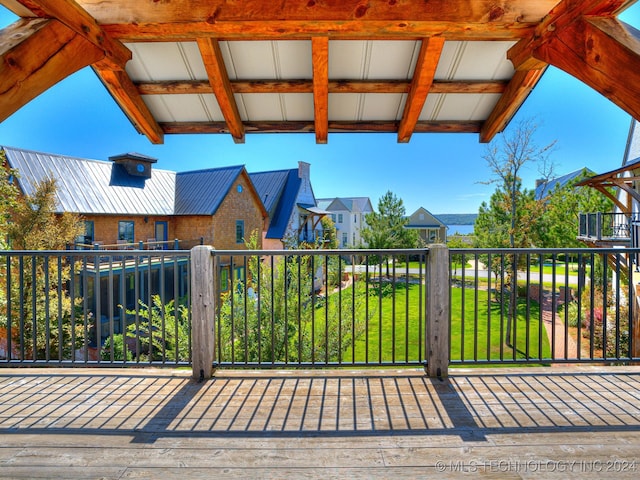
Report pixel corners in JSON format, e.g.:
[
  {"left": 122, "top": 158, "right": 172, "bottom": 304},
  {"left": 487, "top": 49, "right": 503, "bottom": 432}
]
[{"left": 336, "top": 283, "right": 552, "bottom": 364}]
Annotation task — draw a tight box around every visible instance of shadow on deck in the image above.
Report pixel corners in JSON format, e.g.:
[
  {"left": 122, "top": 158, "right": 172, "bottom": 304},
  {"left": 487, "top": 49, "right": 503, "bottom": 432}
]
[{"left": 1, "top": 367, "right": 639, "bottom": 478}]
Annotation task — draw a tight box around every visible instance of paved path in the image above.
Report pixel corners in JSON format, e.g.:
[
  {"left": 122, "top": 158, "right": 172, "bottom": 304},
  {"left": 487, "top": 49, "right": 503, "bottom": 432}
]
[{"left": 541, "top": 292, "right": 579, "bottom": 360}]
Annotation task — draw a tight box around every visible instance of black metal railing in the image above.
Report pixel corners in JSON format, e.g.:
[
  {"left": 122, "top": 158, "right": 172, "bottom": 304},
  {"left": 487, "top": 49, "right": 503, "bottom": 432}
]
[
  {"left": 2, "top": 246, "right": 639, "bottom": 370},
  {"left": 578, "top": 212, "right": 640, "bottom": 241},
  {"left": 0, "top": 250, "right": 191, "bottom": 366},
  {"left": 449, "top": 248, "right": 640, "bottom": 365},
  {"left": 212, "top": 248, "right": 427, "bottom": 368}
]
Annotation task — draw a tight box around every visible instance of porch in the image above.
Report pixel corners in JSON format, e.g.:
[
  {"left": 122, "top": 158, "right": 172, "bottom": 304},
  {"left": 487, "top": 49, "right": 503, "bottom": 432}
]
[{"left": 1, "top": 366, "right": 639, "bottom": 479}]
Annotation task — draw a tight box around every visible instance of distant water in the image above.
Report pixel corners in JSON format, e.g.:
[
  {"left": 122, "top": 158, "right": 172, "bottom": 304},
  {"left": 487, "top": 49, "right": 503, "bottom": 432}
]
[{"left": 447, "top": 224, "right": 474, "bottom": 235}]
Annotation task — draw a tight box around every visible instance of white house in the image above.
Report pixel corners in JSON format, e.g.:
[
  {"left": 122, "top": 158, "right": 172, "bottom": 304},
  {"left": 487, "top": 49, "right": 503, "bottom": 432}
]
[{"left": 316, "top": 197, "right": 373, "bottom": 248}]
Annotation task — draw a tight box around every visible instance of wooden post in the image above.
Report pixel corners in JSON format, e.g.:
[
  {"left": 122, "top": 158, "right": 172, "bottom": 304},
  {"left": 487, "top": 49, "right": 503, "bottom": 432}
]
[
  {"left": 191, "top": 245, "right": 216, "bottom": 381},
  {"left": 426, "top": 244, "right": 450, "bottom": 379}
]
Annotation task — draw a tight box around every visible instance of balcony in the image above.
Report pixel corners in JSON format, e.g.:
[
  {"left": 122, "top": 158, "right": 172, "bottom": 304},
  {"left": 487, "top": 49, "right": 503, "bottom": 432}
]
[
  {"left": 1, "top": 246, "right": 640, "bottom": 475},
  {"left": 578, "top": 212, "right": 640, "bottom": 246}
]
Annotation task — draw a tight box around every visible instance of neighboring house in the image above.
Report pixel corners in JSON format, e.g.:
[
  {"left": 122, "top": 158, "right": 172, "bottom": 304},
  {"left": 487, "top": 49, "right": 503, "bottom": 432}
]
[
  {"left": 405, "top": 207, "right": 447, "bottom": 244},
  {"left": 534, "top": 167, "right": 596, "bottom": 201},
  {"left": 575, "top": 120, "right": 640, "bottom": 247},
  {"left": 2, "top": 146, "right": 267, "bottom": 252},
  {"left": 250, "top": 162, "right": 327, "bottom": 249},
  {"left": 316, "top": 197, "right": 373, "bottom": 248}
]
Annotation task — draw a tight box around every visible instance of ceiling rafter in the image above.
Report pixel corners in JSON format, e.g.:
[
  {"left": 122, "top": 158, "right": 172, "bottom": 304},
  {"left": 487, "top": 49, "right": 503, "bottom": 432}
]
[
  {"left": 135, "top": 79, "right": 508, "bottom": 95},
  {"left": 508, "top": 0, "right": 640, "bottom": 123},
  {"left": 311, "top": 36, "right": 329, "bottom": 144},
  {"left": 197, "top": 37, "right": 245, "bottom": 144},
  {"left": 479, "top": 67, "right": 547, "bottom": 143},
  {"left": 160, "top": 120, "right": 482, "bottom": 135},
  {"left": 0, "top": 18, "right": 103, "bottom": 123},
  {"left": 397, "top": 36, "right": 445, "bottom": 143},
  {"left": 10, "top": 0, "right": 131, "bottom": 68}
]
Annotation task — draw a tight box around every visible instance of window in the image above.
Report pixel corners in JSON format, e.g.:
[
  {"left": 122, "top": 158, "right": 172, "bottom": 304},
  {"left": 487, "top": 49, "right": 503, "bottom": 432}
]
[
  {"left": 118, "top": 221, "right": 134, "bottom": 243},
  {"left": 338, "top": 214, "right": 343, "bottom": 223},
  {"left": 354, "top": 214, "right": 357, "bottom": 223},
  {"left": 342, "top": 232, "right": 348, "bottom": 246},
  {"left": 235, "top": 220, "right": 244, "bottom": 244},
  {"left": 331, "top": 214, "right": 336, "bottom": 222},
  {"left": 77, "top": 220, "right": 94, "bottom": 247},
  {"left": 353, "top": 233, "right": 356, "bottom": 244}
]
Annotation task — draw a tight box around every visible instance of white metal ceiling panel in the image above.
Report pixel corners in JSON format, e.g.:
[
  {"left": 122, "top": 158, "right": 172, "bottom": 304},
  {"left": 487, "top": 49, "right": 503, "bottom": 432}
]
[
  {"left": 220, "top": 40, "right": 312, "bottom": 80},
  {"left": 282, "top": 93, "right": 314, "bottom": 120},
  {"left": 420, "top": 93, "right": 501, "bottom": 121},
  {"left": 366, "top": 41, "right": 421, "bottom": 80},
  {"left": 328, "top": 94, "right": 361, "bottom": 121},
  {"left": 125, "top": 42, "right": 207, "bottom": 81},
  {"left": 361, "top": 93, "right": 405, "bottom": 121},
  {"left": 241, "top": 94, "right": 285, "bottom": 121},
  {"left": 143, "top": 94, "right": 223, "bottom": 122},
  {"left": 435, "top": 41, "right": 515, "bottom": 80},
  {"left": 329, "top": 40, "right": 420, "bottom": 80}
]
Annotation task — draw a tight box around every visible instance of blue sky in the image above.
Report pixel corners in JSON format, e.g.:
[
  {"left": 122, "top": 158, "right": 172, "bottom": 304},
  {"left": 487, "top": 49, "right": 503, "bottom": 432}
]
[{"left": 1, "top": 5, "right": 639, "bottom": 215}]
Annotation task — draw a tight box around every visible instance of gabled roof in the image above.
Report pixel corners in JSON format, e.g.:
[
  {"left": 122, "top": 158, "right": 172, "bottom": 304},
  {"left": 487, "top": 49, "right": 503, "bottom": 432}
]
[
  {"left": 405, "top": 207, "right": 446, "bottom": 228},
  {"left": 534, "top": 167, "right": 595, "bottom": 200},
  {"left": 317, "top": 197, "right": 373, "bottom": 213},
  {"left": 622, "top": 120, "right": 640, "bottom": 166},
  {"left": 2, "top": 146, "right": 176, "bottom": 215},
  {"left": 249, "top": 170, "right": 290, "bottom": 217},
  {"left": 175, "top": 165, "right": 245, "bottom": 215}
]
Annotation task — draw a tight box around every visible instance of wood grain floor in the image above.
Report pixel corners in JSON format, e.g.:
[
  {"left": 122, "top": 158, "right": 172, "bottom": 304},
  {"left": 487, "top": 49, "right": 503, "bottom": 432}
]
[{"left": 1, "top": 366, "right": 639, "bottom": 479}]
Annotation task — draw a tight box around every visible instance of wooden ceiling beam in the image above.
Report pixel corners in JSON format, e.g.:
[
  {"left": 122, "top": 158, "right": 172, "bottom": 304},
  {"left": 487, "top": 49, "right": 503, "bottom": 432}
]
[
  {"left": 159, "top": 120, "right": 482, "bottom": 135},
  {"left": 9, "top": 0, "right": 131, "bottom": 68},
  {"left": 397, "top": 36, "right": 445, "bottom": 143},
  {"left": 74, "top": 0, "right": 556, "bottom": 41},
  {"left": 197, "top": 37, "right": 245, "bottom": 144},
  {"left": 135, "top": 79, "right": 508, "bottom": 96},
  {"left": 508, "top": 0, "right": 640, "bottom": 123},
  {"left": 92, "top": 64, "right": 164, "bottom": 144},
  {"left": 0, "top": 18, "right": 103, "bottom": 123},
  {"left": 312, "top": 36, "right": 329, "bottom": 144},
  {"left": 479, "top": 67, "right": 547, "bottom": 143}
]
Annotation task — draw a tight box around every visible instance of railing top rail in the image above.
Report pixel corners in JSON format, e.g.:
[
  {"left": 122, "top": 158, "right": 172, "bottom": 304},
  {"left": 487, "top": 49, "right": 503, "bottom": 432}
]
[
  {"left": 449, "top": 247, "right": 640, "bottom": 254},
  {"left": 0, "top": 249, "right": 190, "bottom": 256},
  {"left": 208, "top": 248, "right": 429, "bottom": 256}
]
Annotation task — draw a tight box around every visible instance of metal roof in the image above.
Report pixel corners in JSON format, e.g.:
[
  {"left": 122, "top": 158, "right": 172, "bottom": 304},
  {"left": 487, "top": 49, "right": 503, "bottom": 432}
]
[
  {"left": 534, "top": 167, "right": 595, "bottom": 200},
  {"left": 317, "top": 197, "right": 373, "bottom": 213},
  {"left": 175, "top": 166, "right": 245, "bottom": 215},
  {"left": 249, "top": 170, "right": 291, "bottom": 217},
  {"left": 7, "top": 2, "right": 637, "bottom": 146},
  {"left": 2, "top": 146, "right": 176, "bottom": 215}
]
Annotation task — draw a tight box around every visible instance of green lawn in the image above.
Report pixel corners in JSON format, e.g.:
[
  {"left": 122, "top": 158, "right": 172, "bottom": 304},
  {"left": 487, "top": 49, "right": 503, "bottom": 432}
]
[{"left": 331, "top": 283, "right": 552, "bottom": 364}]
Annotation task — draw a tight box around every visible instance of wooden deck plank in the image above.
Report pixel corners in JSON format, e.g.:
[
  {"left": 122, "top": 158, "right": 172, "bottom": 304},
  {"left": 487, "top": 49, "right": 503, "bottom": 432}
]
[{"left": 0, "top": 367, "right": 639, "bottom": 479}]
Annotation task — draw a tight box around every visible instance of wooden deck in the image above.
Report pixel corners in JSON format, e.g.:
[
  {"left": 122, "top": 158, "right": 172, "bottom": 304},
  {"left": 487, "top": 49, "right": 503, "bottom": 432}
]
[{"left": 1, "top": 366, "right": 640, "bottom": 479}]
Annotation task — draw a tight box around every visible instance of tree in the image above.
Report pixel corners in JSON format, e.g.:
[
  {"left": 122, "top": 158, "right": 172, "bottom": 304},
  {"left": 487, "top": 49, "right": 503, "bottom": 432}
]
[
  {"left": 0, "top": 155, "right": 85, "bottom": 359},
  {"left": 475, "top": 119, "right": 556, "bottom": 347},
  {"left": 361, "top": 191, "right": 418, "bottom": 276}
]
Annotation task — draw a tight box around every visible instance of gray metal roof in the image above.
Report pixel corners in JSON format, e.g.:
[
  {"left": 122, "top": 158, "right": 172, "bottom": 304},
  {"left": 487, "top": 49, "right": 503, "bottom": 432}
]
[
  {"left": 249, "top": 170, "right": 290, "bottom": 217},
  {"left": 316, "top": 197, "right": 373, "bottom": 213},
  {"left": 175, "top": 166, "right": 245, "bottom": 215},
  {"left": 2, "top": 146, "right": 176, "bottom": 215}
]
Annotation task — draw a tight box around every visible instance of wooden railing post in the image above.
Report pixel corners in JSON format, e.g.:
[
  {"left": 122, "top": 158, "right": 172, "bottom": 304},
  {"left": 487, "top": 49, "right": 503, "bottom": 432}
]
[
  {"left": 191, "top": 245, "right": 216, "bottom": 381},
  {"left": 425, "top": 244, "right": 450, "bottom": 379}
]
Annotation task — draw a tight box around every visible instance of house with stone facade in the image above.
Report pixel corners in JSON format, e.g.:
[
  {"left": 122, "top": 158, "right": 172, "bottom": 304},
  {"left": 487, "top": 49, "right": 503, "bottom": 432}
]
[{"left": 2, "top": 146, "right": 267, "bottom": 253}]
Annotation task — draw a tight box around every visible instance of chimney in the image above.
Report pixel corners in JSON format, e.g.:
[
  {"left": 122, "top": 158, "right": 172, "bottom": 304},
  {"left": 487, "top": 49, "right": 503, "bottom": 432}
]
[
  {"left": 298, "top": 161, "right": 310, "bottom": 180},
  {"left": 109, "top": 152, "right": 158, "bottom": 179}
]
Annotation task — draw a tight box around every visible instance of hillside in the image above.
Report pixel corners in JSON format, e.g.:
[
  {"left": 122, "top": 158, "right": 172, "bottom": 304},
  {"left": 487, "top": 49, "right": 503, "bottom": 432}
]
[{"left": 434, "top": 213, "right": 477, "bottom": 225}]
